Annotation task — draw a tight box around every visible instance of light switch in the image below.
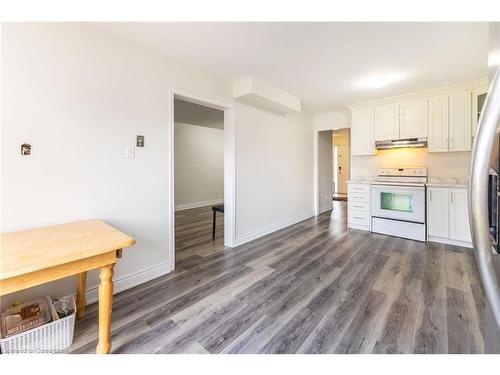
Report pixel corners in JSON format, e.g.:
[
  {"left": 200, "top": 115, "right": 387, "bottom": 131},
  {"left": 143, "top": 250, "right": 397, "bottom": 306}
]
[{"left": 126, "top": 146, "right": 135, "bottom": 158}]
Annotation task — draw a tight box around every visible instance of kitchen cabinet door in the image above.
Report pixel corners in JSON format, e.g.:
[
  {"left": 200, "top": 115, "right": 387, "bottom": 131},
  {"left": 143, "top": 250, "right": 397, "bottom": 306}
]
[
  {"left": 449, "top": 91, "right": 472, "bottom": 152},
  {"left": 472, "top": 85, "right": 487, "bottom": 137},
  {"left": 427, "top": 187, "right": 449, "bottom": 238},
  {"left": 351, "top": 108, "right": 375, "bottom": 156},
  {"left": 449, "top": 188, "right": 472, "bottom": 242},
  {"left": 428, "top": 96, "right": 449, "bottom": 152},
  {"left": 374, "top": 104, "right": 399, "bottom": 141},
  {"left": 399, "top": 99, "right": 429, "bottom": 139}
]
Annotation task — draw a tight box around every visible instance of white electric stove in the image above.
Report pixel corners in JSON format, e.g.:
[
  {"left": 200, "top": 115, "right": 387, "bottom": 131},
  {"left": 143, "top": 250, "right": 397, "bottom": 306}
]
[{"left": 371, "top": 167, "right": 427, "bottom": 242}]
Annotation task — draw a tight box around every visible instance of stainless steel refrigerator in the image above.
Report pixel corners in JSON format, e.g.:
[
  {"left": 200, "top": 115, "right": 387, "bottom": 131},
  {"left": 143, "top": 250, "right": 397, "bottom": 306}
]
[{"left": 469, "top": 21, "right": 500, "bottom": 353}]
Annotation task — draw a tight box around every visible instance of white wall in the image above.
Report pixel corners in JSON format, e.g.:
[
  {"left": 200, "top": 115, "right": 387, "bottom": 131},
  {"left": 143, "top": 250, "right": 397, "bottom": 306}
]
[
  {"left": 1, "top": 23, "right": 314, "bottom": 305},
  {"left": 235, "top": 103, "right": 314, "bottom": 243},
  {"left": 351, "top": 149, "right": 471, "bottom": 179},
  {"left": 318, "top": 131, "right": 333, "bottom": 213},
  {"left": 174, "top": 122, "right": 224, "bottom": 209},
  {"left": 314, "top": 109, "right": 350, "bottom": 131}
]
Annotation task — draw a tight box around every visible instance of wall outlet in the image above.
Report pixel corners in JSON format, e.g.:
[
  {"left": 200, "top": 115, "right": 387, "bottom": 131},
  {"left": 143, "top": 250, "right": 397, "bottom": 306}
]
[{"left": 136, "top": 135, "right": 144, "bottom": 147}]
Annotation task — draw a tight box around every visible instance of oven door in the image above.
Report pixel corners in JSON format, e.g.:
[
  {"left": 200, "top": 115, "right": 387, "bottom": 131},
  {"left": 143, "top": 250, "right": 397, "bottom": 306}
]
[{"left": 371, "top": 185, "right": 426, "bottom": 223}]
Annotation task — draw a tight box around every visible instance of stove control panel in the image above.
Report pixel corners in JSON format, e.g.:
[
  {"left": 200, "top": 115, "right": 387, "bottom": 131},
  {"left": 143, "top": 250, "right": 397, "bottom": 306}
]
[{"left": 378, "top": 167, "right": 427, "bottom": 177}]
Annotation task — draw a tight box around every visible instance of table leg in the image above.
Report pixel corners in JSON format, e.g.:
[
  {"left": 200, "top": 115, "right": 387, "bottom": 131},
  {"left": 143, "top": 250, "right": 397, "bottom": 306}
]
[
  {"left": 212, "top": 210, "right": 216, "bottom": 239},
  {"left": 76, "top": 272, "right": 87, "bottom": 319},
  {"left": 96, "top": 263, "right": 114, "bottom": 354}
]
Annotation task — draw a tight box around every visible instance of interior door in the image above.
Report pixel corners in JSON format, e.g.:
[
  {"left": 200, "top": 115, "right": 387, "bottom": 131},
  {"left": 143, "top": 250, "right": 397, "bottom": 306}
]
[{"left": 336, "top": 145, "right": 349, "bottom": 194}]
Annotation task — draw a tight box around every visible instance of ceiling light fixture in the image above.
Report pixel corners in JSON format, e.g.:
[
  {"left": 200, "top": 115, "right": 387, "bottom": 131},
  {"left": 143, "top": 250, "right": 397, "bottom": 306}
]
[{"left": 356, "top": 72, "right": 407, "bottom": 89}]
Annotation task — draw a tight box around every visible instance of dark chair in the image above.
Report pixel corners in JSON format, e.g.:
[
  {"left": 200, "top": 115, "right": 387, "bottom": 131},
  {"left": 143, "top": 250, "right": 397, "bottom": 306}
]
[{"left": 211, "top": 204, "right": 224, "bottom": 239}]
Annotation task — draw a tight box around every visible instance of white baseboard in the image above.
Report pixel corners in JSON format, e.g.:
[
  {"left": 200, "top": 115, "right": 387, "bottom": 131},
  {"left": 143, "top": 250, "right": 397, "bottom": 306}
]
[
  {"left": 234, "top": 210, "right": 315, "bottom": 247},
  {"left": 427, "top": 236, "right": 473, "bottom": 249},
  {"left": 319, "top": 206, "right": 332, "bottom": 214},
  {"left": 175, "top": 199, "right": 224, "bottom": 212},
  {"left": 85, "top": 261, "right": 172, "bottom": 304}
]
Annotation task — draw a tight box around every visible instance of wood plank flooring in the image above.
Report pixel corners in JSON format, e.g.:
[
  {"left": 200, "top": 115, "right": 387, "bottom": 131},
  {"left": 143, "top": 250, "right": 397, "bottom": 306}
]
[{"left": 69, "top": 202, "right": 485, "bottom": 354}]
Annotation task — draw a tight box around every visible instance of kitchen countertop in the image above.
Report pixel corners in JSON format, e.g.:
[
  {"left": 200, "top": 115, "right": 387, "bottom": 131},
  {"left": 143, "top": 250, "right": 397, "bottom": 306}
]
[
  {"left": 426, "top": 177, "right": 469, "bottom": 188},
  {"left": 347, "top": 178, "right": 376, "bottom": 184},
  {"left": 348, "top": 177, "right": 469, "bottom": 188}
]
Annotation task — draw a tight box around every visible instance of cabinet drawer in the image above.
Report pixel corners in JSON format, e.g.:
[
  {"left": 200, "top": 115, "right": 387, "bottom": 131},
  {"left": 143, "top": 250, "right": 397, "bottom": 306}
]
[
  {"left": 349, "top": 193, "right": 369, "bottom": 203},
  {"left": 349, "top": 210, "right": 370, "bottom": 226},
  {"left": 348, "top": 184, "right": 370, "bottom": 194},
  {"left": 349, "top": 201, "right": 369, "bottom": 212}
]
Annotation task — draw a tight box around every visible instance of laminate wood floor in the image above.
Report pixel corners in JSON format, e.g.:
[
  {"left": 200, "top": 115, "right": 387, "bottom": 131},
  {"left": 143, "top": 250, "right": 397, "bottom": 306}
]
[{"left": 69, "top": 202, "right": 485, "bottom": 354}]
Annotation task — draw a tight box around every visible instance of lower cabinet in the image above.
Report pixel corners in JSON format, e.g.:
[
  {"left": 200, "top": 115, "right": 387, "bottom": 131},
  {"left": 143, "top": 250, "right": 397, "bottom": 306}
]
[
  {"left": 427, "top": 186, "right": 472, "bottom": 246},
  {"left": 347, "top": 182, "right": 371, "bottom": 231}
]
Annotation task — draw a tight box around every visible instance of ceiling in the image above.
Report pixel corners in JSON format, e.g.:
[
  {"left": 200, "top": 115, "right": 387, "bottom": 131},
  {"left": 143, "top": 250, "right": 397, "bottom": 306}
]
[
  {"left": 174, "top": 99, "right": 224, "bottom": 129},
  {"left": 96, "top": 22, "right": 489, "bottom": 112}
]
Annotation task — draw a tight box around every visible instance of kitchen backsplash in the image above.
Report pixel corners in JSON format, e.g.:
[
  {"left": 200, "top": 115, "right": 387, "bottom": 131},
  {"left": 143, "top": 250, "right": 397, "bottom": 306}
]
[{"left": 351, "top": 148, "right": 471, "bottom": 179}]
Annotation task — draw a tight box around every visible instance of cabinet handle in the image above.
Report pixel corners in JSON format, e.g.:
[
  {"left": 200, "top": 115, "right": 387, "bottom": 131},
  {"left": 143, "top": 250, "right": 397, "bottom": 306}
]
[
  {"left": 353, "top": 205, "right": 363, "bottom": 208},
  {"left": 451, "top": 191, "right": 454, "bottom": 204},
  {"left": 430, "top": 191, "right": 432, "bottom": 202},
  {"left": 354, "top": 216, "right": 364, "bottom": 220}
]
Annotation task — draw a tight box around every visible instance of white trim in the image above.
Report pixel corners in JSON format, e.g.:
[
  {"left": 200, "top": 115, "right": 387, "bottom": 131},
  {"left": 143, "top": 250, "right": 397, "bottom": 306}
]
[
  {"left": 428, "top": 236, "right": 473, "bottom": 249},
  {"left": 234, "top": 210, "right": 315, "bottom": 247},
  {"left": 347, "top": 77, "right": 488, "bottom": 110},
  {"left": 319, "top": 206, "right": 333, "bottom": 215},
  {"left": 85, "top": 261, "right": 172, "bottom": 304},
  {"left": 175, "top": 199, "right": 224, "bottom": 212},
  {"left": 314, "top": 126, "right": 351, "bottom": 216},
  {"left": 347, "top": 223, "right": 370, "bottom": 231},
  {"left": 168, "top": 88, "right": 236, "bottom": 271}
]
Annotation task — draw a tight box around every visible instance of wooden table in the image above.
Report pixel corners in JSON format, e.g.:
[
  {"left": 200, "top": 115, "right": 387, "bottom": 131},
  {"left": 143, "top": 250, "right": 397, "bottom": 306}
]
[
  {"left": 0, "top": 220, "right": 135, "bottom": 354},
  {"left": 211, "top": 204, "right": 224, "bottom": 239}
]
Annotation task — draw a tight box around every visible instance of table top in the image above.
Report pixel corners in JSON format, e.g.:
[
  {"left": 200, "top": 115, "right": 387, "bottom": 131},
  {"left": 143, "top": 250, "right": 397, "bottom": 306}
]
[{"left": 1, "top": 220, "right": 135, "bottom": 280}]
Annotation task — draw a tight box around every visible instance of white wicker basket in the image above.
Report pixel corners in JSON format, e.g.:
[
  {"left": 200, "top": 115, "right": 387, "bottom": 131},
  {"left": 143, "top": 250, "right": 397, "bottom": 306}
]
[{"left": 0, "top": 296, "right": 76, "bottom": 354}]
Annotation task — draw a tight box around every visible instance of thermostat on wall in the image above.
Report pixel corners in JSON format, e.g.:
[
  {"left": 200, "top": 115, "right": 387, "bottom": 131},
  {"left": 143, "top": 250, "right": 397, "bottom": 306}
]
[{"left": 21, "top": 143, "right": 31, "bottom": 155}]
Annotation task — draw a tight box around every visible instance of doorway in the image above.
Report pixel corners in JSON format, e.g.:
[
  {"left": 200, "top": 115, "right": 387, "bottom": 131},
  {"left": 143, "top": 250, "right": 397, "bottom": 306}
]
[
  {"left": 168, "top": 89, "right": 236, "bottom": 270},
  {"left": 317, "top": 130, "right": 334, "bottom": 214},
  {"left": 332, "top": 129, "right": 350, "bottom": 201}
]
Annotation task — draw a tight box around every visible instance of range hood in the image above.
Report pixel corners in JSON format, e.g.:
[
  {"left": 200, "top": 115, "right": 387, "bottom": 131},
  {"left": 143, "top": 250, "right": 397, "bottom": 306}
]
[{"left": 375, "top": 137, "right": 427, "bottom": 150}]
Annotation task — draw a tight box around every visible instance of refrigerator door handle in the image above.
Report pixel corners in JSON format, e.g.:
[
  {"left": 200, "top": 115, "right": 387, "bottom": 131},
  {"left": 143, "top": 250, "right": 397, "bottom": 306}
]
[{"left": 469, "top": 67, "right": 500, "bottom": 330}]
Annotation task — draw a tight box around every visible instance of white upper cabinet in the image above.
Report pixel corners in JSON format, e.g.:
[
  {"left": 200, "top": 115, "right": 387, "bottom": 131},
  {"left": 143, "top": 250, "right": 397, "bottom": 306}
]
[
  {"left": 428, "top": 91, "right": 472, "bottom": 153},
  {"left": 374, "top": 101, "right": 428, "bottom": 142},
  {"left": 374, "top": 104, "right": 399, "bottom": 141},
  {"left": 428, "top": 96, "right": 449, "bottom": 152},
  {"left": 449, "top": 91, "right": 472, "bottom": 152},
  {"left": 399, "top": 99, "right": 429, "bottom": 139},
  {"left": 351, "top": 108, "right": 375, "bottom": 156},
  {"left": 472, "top": 85, "right": 487, "bottom": 137},
  {"left": 349, "top": 81, "right": 480, "bottom": 152}
]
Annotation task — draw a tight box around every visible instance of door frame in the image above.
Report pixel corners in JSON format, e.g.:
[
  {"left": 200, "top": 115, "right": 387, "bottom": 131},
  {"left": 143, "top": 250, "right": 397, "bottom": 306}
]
[
  {"left": 168, "top": 88, "right": 236, "bottom": 270},
  {"left": 313, "top": 125, "right": 350, "bottom": 215}
]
